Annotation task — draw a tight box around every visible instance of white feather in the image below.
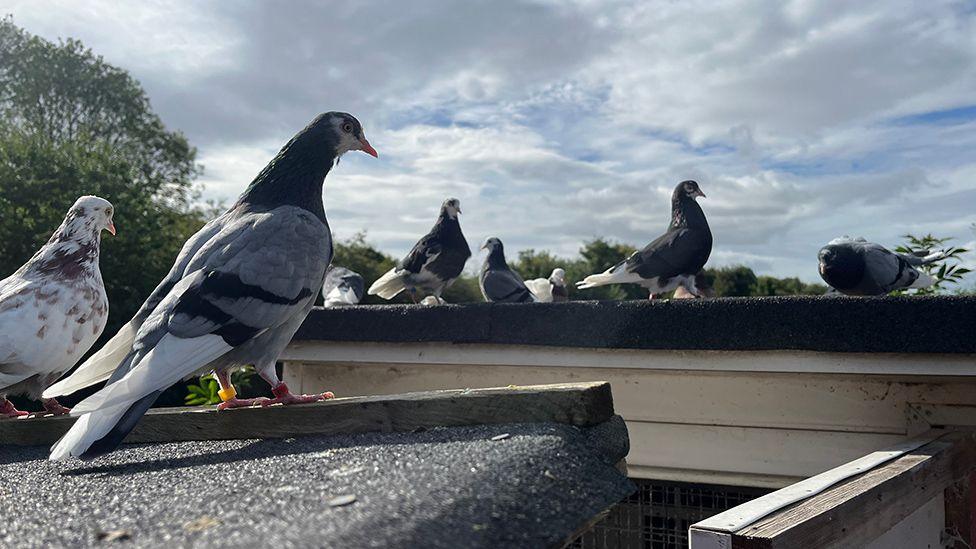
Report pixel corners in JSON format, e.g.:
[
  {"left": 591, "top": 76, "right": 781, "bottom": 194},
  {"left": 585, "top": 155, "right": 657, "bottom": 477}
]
[
  {"left": 576, "top": 265, "right": 643, "bottom": 289},
  {"left": 367, "top": 267, "right": 406, "bottom": 299},
  {"left": 49, "top": 401, "right": 129, "bottom": 460},
  {"left": 43, "top": 321, "right": 137, "bottom": 398},
  {"left": 323, "top": 285, "right": 359, "bottom": 307},
  {"left": 524, "top": 278, "right": 553, "bottom": 302}
]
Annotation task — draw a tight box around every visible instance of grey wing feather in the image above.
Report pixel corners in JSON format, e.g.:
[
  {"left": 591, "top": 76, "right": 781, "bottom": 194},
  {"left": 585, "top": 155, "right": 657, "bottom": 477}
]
[{"left": 481, "top": 269, "right": 534, "bottom": 303}]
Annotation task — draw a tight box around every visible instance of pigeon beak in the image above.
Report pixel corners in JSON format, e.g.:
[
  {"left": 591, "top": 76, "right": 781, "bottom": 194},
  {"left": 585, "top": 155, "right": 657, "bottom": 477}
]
[
  {"left": 457, "top": 207, "right": 462, "bottom": 215},
  {"left": 106, "top": 222, "right": 117, "bottom": 236},
  {"left": 695, "top": 190, "right": 706, "bottom": 198},
  {"left": 359, "top": 137, "right": 378, "bottom": 158}
]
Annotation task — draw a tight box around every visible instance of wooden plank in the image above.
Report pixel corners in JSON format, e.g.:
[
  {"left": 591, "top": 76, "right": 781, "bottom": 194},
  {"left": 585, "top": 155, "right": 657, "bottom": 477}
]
[
  {"left": 693, "top": 431, "right": 942, "bottom": 533},
  {"left": 730, "top": 430, "right": 976, "bottom": 549},
  {"left": 0, "top": 381, "right": 614, "bottom": 447}
]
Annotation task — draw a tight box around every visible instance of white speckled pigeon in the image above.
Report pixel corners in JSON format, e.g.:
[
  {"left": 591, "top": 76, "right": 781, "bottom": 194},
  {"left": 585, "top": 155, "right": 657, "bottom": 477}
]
[
  {"left": 0, "top": 196, "right": 114, "bottom": 418},
  {"left": 368, "top": 198, "right": 470, "bottom": 304},
  {"left": 525, "top": 268, "right": 568, "bottom": 303},
  {"left": 577, "top": 180, "right": 712, "bottom": 299},
  {"left": 322, "top": 266, "right": 365, "bottom": 307},
  {"left": 49, "top": 112, "right": 377, "bottom": 460},
  {"left": 817, "top": 236, "right": 947, "bottom": 296},
  {"left": 479, "top": 237, "right": 536, "bottom": 303}
]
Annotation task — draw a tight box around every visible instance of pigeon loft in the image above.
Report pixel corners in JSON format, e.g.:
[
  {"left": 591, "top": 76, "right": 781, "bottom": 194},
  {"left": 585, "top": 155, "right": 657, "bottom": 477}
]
[
  {"left": 279, "top": 295, "right": 976, "bottom": 548},
  {"left": 0, "top": 382, "right": 632, "bottom": 548}
]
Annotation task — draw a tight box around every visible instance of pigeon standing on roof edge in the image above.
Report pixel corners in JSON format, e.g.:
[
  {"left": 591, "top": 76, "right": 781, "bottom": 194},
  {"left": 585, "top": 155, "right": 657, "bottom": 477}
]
[
  {"left": 322, "top": 266, "right": 365, "bottom": 307},
  {"left": 576, "top": 180, "right": 712, "bottom": 299},
  {"left": 0, "top": 196, "right": 114, "bottom": 418},
  {"left": 480, "top": 237, "right": 536, "bottom": 303},
  {"left": 525, "top": 268, "right": 568, "bottom": 303},
  {"left": 368, "top": 198, "right": 471, "bottom": 305},
  {"left": 49, "top": 112, "right": 378, "bottom": 460},
  {"left": 818, "top": 236, "right": 947, "bottom": 296}
]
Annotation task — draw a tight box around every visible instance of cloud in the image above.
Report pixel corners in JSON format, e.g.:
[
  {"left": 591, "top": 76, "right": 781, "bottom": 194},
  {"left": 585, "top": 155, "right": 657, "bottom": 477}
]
[{"left": 6, "top": 0, "right": 976, "bottom": 282}]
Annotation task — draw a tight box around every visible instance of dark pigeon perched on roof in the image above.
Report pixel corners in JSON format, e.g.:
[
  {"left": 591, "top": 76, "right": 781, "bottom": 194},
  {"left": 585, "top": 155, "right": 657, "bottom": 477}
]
[
  {"left": 818, "top": 236, "right": 947, "bottom": 296},
  {"left": 577, "top": 180, "right": 712, "bottom": 299},
  {"left": 0, "top": 196, "right": 115, "bottom": 418},
  {"left": 368, "top": 198, "right": 470, "bottom": 304},
  {"left": 49, "top": 112, "right": 377, "bottom": 460},
  {"left": 321, "top": 266, "right": 365, "bottom": 307},
  {"left": 480, "top": 237, "right": 536, "bottom": 303}
]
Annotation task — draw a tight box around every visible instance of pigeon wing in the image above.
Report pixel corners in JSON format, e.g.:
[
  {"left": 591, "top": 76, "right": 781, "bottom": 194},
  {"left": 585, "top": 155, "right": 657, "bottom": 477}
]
[
  {"left": 482, "top": 269, "right": 534, "bottom": 303},
  {"left": 625, "top": 228, "right": 710, "bottom": 280},
  {"left": 398, "top": 233, "right": 441, "bottom": 274}
]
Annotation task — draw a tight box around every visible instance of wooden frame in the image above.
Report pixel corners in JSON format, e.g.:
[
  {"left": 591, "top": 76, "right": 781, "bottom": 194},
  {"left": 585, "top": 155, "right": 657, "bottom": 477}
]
[
  {"left": 690, "top": 429, "right": 976, "bottom": 548},
  {"left": 0, "top": 381, "right": 614, "bottom": 447}
]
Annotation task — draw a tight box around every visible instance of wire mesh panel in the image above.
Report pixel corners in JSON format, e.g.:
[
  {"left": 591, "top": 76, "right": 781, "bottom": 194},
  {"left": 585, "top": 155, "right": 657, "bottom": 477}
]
[{"left": 569, "top": 479, "right": 770, "bottom": 549}]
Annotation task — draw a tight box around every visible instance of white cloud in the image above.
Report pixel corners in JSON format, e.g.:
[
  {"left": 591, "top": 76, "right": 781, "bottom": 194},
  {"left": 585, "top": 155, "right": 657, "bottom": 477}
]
[{"left": 6, "top": 0, "right": 976, "bottom": 283}]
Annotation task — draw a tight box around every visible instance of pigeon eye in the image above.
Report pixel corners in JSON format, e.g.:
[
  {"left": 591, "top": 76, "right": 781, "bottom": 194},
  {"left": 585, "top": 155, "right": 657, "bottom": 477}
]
[{"left": 341, "top": 122, "right": 353, "bottom": 133}]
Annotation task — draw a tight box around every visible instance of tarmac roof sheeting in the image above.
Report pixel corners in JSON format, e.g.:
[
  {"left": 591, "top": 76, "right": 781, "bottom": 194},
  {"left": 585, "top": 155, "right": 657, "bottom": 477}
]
[
  {"left": 295, "top": 296, "right": 976, "bottom": 354},
  {"left": 0, "top": 419, "right": 632, "bottom": 549}
]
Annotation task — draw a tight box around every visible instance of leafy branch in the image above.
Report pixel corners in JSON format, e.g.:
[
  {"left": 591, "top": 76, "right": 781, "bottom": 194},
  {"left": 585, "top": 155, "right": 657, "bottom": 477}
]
[{"left": 893, "top": 233, "right": 970, "bottom": 295}]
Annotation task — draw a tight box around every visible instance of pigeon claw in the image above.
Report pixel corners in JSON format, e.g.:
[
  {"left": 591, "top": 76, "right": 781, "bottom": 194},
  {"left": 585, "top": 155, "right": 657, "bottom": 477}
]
[
  {"left": 0, "top": 399, "right": 29, "bottom": 419},
  {"left": 216, "top": 397, "right": 271, "bottom": 411},
  {"left": 261, "top": 383, "right": 334, "bottom": 407},
  {"left": 41, "top": 398, "right": 71, "bottom": 416}
]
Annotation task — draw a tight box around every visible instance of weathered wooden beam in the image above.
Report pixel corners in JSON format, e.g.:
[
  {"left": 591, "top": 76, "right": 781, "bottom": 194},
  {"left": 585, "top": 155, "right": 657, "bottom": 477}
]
[
  {"left": 725, "top": 430, "right": 976, "bottom": 549},
  {"left": 0, "top": 381, "right": 614, "bottom": 447}
]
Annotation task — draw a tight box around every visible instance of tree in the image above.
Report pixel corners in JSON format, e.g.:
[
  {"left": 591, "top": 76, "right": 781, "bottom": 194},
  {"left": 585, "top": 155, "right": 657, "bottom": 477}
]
[
  {"left": 702, "top": 266, "right": 758, "bottom": 297},
  {"left": 0, "top": 18, "right": 205, "bottom": 342},
  {"left": 894, "top": 233, "right": 970, "bottom": 295}
]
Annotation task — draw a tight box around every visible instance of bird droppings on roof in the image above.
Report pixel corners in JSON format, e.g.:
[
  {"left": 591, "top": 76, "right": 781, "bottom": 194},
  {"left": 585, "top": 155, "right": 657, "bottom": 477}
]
[{"left": 1, "top": 420, "right": 632, "bottom": 549}]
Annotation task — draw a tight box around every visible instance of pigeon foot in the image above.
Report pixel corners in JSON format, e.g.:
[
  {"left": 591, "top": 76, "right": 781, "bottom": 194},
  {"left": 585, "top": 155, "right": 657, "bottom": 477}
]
[
  {"left": 217, "top": 397, "right": 270, "bottom": 410},
  {"left": 261, "top": 383, "right": 335, "bottom": 407},
  {"left": 41, "top": 398, "right": 71, "bottom": 416},
  {"left": 0, "top": 399, "right": 29, "bottom": 419}
]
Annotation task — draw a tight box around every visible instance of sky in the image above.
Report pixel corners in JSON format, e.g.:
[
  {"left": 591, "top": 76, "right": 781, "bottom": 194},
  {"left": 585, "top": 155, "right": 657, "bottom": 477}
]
[{"left": 7, "top": 0, "right": 976, "bottom": 282}]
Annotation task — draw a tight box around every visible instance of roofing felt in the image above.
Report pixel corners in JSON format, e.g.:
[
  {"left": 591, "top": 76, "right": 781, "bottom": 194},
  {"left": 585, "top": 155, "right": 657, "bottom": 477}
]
[
  {"left": 294, "top": 296, "right": 976, "bottom": 354},
  {"left": 0, "top": 418, "right": 632, "bottom": 549}
]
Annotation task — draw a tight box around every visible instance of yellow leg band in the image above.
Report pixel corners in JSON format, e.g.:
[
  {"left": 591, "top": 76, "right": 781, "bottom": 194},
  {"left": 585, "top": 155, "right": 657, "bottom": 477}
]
[{"left": 218, "top": 386, "right": 237, "bottom": 402}]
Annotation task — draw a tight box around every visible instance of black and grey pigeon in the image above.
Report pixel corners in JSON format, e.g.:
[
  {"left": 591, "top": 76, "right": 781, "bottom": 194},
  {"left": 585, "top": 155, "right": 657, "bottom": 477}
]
[
  {"left": 525, "top": 268, "right": 568, "bottom": 303},
  {"left": 49, "top": 112, "right": 377, "bottom": 460},
  {"left": 818, "top": 236, "right": 947, "bottom": 296},
  {"left": 577, "top": 180, "right": 712, "bottom": 299},
  {"left": 368, "top": 198, "right": 470, "bottom": 304},
  {"left": 0, "top": 196, "right": 115, "bottom": 418},
  {"left": 321, "top": 266, "right": 365, "bottom": 307},
  {"left": 480, "top": 237, "right": 536, "bottom": 303}
]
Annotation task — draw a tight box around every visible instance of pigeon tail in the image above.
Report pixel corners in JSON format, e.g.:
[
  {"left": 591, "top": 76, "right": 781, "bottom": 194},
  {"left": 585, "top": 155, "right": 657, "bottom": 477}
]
[
  {"left": 368, "top": 268, "right": 406, "bottom": 299},
  {"left": 908, "top": 272, "right": 938, "bottom": 290},
  {"left": 576, "top": 262, "right": 639, "bottom": 289},
  {"left": 525, "top": 278, "right": 553, "bottom": 302},
  {"left": 43, "top": 321, "right": 137, "bottom": 398}
]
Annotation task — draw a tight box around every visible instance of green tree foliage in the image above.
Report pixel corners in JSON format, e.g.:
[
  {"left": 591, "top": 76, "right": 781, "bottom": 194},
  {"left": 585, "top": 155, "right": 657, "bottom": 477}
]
[
  {"left": 893, "top": 233, "right": 970, "bottom": 295},
  {"left": 0, "top": 18, "right": 205, "bottom": 339}
]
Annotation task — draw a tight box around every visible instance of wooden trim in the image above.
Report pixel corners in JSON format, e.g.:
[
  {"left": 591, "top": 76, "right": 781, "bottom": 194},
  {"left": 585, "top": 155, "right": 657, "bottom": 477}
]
[
  {"left": 283, "top": 341, "right": 976, "bottom": 377},
  {"left": 0, "top": 382, "right": 614, "bottom": 447},
  {"left": 692, "top": 430, "right": 976, "bottom": 549}
]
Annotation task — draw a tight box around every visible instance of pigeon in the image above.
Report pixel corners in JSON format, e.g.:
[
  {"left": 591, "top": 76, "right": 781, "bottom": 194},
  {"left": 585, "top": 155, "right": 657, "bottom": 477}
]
[
  {"left": 0, "top": 196, "right": 114, "bottom": 418},
  {"left": 673, "top": 273, "right": 714, "bottom": 299},
  {"left": 577, "top": 180, "right": 712, "bottom": 299},
  {"left": 368, "top": 198, "right": 470, "bottom": 304},
  {"left": 321, "top": 266, "right": 365, "bottom": 307},
  {"left": 525, "top": 268, "right": 568, "bottom": 303},
  {"left": 817, "top": 236, "right": 947, "bottom": 296},
  {"left": 48, "top": 112, "right": 377, "bottom": 460},
  {"left": 479, "top": 237, "right": 536, "bottom": 303}
]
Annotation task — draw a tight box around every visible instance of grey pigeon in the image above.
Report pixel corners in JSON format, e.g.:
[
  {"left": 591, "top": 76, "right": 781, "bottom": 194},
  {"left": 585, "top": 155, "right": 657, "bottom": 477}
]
[
  {"left": 0, "top": 196, "right": 114, "bottom": 418},
  {"left": 818, "top": 236, "right": 946, "bottom": 296},
  {"left": 322, "top": 266, "right": 365, "bottom": 307},
  {"left": 525, "top": 268, "right": 568, "bottom": 303},
  {"left": 479, "top": 237, "right": 536, "bottom": 303},
  {"left": 368, "top": 198, "right": 470, "bottom": 304},
  {"left": 49, "top": 112, "right": 377, "bottom": 460},
  {"left": 577, "top": 180, "right": 712, "bottom": 299}
]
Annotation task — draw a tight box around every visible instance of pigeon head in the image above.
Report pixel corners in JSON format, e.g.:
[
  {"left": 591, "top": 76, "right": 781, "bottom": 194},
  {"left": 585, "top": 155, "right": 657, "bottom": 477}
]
[
  {"left": 818, "top": 244, "right": 863, "bottom": 290},
  {"left": 441, "top": 198, "right": 462, "bottom": 219},
  {"left": 481, "top": 237, "right": 503, "bottom": 252},
  {"left": 58, "top": 196, "right": 116, "bottom": 241},
  {"left": 549, "top": 268, "right": 566, "bottom": 285},
  {"left": 675, "top": 180, "right": 706, "bottom": 200},
  {"left": 317, "top": 112, "right": 378, "bottom": 158}
]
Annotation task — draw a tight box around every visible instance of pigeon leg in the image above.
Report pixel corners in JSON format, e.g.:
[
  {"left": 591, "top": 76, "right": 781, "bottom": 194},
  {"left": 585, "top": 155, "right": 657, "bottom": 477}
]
[
  {"left": 0, "top": 397, "right": 28, "bottom": 419},
  {"left": 214, "top": 369, "right": 269, "bottom": 410},
  {"left": 41, "top": 398, "right": 71, "bottom": 416},
  {"left": 648, "top": 293, "right": 657, "bottom": 300},
  {"left": 408, "top": 289, "right": 418, "bottom": 304},
  {"left": 254, "top": 365, "right": 334, "bottom": 406}
]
